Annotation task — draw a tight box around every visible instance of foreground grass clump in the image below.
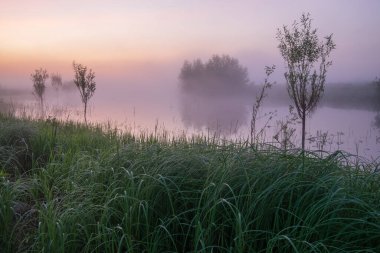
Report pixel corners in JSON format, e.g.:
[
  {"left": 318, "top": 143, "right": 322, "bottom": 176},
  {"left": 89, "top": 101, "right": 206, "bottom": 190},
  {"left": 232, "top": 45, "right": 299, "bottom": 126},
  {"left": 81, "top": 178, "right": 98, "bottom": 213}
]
[{"left": 0, "top": 115, "right": 379, "bottom": 252}]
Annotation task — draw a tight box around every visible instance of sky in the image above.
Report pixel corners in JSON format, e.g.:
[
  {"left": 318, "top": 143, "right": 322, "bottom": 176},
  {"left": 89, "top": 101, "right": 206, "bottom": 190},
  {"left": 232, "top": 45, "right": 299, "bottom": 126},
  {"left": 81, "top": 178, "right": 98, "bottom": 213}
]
[{"left": 1, "top": 0, "right": 380, "bottom": 88}]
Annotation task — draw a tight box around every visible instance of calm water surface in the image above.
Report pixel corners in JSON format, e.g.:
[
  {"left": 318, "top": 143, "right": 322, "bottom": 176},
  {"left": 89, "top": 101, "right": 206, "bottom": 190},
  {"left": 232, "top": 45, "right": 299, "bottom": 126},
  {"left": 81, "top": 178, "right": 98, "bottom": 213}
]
[{"left": 2, "top": 81, "right": 378, "bottom": 160}]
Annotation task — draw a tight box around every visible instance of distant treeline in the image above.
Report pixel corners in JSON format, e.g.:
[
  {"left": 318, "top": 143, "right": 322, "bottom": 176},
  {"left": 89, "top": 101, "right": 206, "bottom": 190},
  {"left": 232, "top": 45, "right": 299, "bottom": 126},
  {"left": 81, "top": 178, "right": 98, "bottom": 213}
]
[
  {"left": 179, "top": 55, "right": 250, "bottom": 96},
  {"left": 323, "top": 83, "right": 379, "bottom": 111},
  {"left": 178, "top": 55, "right": 380, "bottom": 112},
  {"left": 253, "top": 82, "right": 380, "bottom": 111}
]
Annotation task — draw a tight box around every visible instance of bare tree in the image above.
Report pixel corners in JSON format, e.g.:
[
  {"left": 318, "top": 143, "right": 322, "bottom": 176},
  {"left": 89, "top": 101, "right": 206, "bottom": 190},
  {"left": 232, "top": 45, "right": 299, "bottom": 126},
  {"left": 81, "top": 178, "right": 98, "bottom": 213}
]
[
  {"left": 250, "top": 65, "right": 275, "bottom": 145},
  {"left": 31, "top": 68, "right": 49, "bottom": 114},
  {"left": 277, "top": 13, "right": 335, "bottom": 150},
  {"left": 73, "top": 62, "right": 96, "bottom": 124}
]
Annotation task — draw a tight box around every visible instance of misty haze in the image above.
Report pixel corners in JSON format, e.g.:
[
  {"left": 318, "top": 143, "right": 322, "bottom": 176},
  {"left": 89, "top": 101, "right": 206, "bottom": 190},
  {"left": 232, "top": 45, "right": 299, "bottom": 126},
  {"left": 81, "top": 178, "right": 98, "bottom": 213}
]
[
  {"left": 1, "top": 59, "right": 379, "bottom": 157},
  {"left": 1, "top": 2, "right": 380, "bottom": 252}
]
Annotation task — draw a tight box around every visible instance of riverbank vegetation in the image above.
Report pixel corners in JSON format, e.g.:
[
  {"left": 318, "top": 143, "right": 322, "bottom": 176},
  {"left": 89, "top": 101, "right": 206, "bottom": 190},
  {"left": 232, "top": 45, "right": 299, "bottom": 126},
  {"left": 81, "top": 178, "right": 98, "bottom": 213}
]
[{"left": 0, "top": 114, "right": 379, "bottom": 252}]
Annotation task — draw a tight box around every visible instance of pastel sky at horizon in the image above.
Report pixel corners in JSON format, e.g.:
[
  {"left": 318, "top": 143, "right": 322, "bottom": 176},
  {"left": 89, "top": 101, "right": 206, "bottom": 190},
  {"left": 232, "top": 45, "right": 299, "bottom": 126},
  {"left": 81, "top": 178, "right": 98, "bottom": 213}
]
[{"left": 1, "top": 0, "right": 380, "bottom": 88}]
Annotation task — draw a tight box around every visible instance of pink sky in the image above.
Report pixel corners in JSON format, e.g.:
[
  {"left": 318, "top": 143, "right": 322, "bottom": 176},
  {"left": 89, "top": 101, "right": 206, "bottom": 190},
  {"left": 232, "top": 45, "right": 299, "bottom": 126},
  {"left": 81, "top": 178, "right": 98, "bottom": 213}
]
[{"left": 1, "top": 0, "right": 380, "bottom": 88}]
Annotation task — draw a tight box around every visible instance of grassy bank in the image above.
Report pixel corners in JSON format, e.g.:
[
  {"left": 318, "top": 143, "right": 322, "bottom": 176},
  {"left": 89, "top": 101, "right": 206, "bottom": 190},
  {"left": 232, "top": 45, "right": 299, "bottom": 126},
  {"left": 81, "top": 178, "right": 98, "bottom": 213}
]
[{"left": 0, "top": 115, "right": 379, "bottom": 252}]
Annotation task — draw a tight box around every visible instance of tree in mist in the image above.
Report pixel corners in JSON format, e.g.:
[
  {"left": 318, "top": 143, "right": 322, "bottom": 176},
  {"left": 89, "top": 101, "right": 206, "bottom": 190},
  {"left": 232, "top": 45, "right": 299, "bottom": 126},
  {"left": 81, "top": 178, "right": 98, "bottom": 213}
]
[
  {"left": 73, "top": 62, "right": 96, "bottom": 124},
  {"left": 179, "top": 55, "right": 250, "bottom": 134},
  {"left": 373, "top": 76, "right": 380, "bottom": 129},
  {"left": 31, "top": 68, "right": 49, "bottom": 113},
  {"left": 374, "top": 77, "right": 380, "bottom": 110},
  {"left": 277, "top": 13, "right": 335, "bottom": 150},
  {"left": 179, "top": 54, "right": 249, "bottom": 95},
  {"left": 51, "top": 73, "right": 63, "bottom": 90},
  {"left": 51, "top": 72, "right": 63, "bottom": 104}
]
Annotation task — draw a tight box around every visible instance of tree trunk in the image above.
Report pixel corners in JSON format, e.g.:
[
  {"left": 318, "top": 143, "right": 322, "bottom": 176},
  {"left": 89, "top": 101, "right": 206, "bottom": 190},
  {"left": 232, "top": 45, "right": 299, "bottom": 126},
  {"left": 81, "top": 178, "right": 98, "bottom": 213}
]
[
  {"left": 301, "top": 113, "right": 306, "bottom": 151},
  {"left": 84, "top": 102, "right": 87, "bottom": 125},
  {"left": 40, "top": 97, "right": 44, "bottom": 119}
]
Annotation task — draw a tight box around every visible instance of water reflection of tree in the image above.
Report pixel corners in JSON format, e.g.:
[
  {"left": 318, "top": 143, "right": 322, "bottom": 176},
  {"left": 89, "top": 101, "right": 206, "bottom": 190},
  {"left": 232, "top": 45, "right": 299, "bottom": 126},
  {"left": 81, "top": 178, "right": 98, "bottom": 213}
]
[
  {"left": 180, "top": 94, "right": 247, "bottom": 135},
  {"left": 179, "top": 55, "right": 250, "bottom": 135}
]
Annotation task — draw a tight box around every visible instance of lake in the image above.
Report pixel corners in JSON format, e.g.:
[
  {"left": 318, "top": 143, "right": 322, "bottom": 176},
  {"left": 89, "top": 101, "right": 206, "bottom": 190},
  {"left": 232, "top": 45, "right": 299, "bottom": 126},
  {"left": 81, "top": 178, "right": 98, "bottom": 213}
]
[{"left": 1, "top": 80, "right": 379, "bottom": 160}]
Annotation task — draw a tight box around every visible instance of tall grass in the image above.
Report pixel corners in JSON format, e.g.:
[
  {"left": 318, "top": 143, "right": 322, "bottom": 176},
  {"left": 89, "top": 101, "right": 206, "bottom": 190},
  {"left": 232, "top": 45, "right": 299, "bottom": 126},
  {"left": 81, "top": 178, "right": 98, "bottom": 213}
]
[{"left": 0, "top": 114, "right": 379, "bottom": 252}]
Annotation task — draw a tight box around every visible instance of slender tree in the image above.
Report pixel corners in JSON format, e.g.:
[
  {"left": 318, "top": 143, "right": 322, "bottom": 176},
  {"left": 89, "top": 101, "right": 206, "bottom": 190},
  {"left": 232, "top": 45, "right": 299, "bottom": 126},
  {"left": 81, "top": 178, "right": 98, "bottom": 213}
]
[
  {"left": 73, "top": 62, "right": 96, "bottom": 124},
  {"left": 31, "top": 68, "right": 49, "bottom": 114},
  {"left": 277, "top": 13, "right": 335, "bottom": 150}
]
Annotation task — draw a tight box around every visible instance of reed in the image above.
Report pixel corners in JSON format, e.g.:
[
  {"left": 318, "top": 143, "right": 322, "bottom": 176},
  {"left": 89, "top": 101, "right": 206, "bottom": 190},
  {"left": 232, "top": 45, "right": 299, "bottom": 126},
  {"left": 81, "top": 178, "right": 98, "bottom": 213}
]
[{"left": 0, "top": 114, "right": 379, "bottom": 252}]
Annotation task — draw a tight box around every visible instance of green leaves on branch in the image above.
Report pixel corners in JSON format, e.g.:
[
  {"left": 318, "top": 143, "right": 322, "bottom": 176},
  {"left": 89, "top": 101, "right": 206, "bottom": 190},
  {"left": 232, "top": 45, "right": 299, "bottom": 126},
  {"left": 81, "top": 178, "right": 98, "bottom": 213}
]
[
  {"left": 73, "top": 61, "right": 96, "bottom": 124},
  {"left": 277, "top": 13, "right": 336, "bottom": 150},
  {"left": 31, "top": 68, "right": 49, "bottom": 106}
]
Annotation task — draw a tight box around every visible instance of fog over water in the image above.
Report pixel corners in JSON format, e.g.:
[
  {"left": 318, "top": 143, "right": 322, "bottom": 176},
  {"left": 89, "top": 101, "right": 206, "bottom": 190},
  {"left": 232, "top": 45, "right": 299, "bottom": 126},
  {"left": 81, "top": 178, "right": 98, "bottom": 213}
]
[
  {"left": 0, "top": 1, "right": 380, "bottom": 158},
  {"left": 1, "top": 67, "right": 379, "bottom": 159}
]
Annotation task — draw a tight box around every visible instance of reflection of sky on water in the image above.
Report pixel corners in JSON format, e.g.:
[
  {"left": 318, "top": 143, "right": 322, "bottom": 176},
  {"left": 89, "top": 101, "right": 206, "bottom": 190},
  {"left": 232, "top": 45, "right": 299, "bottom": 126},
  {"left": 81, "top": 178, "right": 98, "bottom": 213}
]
[
  {"left": 1, "top": 83, "right": 379, "bottom": 159},
  {"left": 180, "top": 95, "right": 247, "bottom": 135}
]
